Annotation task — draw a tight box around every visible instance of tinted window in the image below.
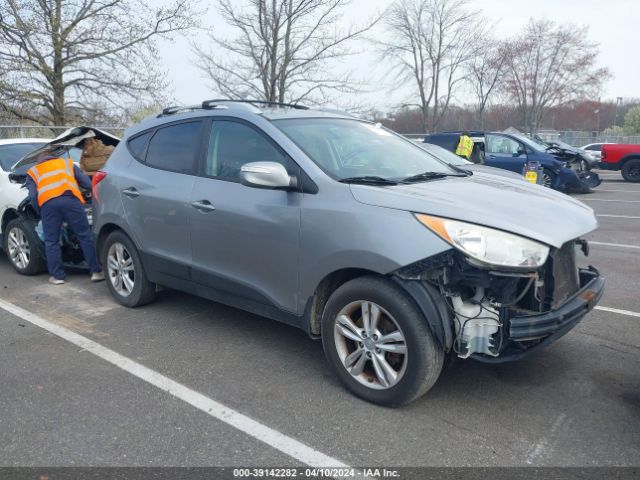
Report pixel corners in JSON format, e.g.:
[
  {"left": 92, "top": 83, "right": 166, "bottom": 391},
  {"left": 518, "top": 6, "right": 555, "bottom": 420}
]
[
  {"left": 0, "top": 143, "right": 47, "bottom": 171},
  {"left": 146, "top": 122, "right": 202, "bottom": 174},
  {"left": 128, "top": 131, "right": 152, "bottom": 161},
  {"left": 206, "top": 121, "right": 292, "bottom": 181},
  {"left": 585, "top": 144, "right": 602, "bottom": 151}
]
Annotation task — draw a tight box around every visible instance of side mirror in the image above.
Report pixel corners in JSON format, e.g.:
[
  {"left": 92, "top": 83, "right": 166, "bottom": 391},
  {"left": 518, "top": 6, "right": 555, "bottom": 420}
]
[
  {"left": 240, "top": 162, "right": 297, "bottom": 190},
  {"left": 515, "top": 146, "right": 526, "bottom": 157}
]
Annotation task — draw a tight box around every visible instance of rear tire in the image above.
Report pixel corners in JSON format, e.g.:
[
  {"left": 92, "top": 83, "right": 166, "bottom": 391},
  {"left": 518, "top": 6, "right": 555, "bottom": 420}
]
[
  {"left": 102, "top": 230, "right": 156, "bottom": 307},
  {"left": 321, "top": 276, "right": 443, "bottom": 407},
  {"left": 3, "top": 218, "right": 46, "bottom": 275},
  {"left": 621, "top": 159, "right": 640, "bottom": 182}
]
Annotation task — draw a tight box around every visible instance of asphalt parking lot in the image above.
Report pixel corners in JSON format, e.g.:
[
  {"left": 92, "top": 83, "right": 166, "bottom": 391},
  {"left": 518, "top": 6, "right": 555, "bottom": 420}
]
[{"left": 0, "top": 172, "right": 639, "bottom": 469}]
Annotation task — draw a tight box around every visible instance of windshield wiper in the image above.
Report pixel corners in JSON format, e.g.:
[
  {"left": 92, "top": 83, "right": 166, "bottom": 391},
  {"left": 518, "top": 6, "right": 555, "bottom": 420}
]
[
  {"left": 339, "top": 176, "right": 399, "bottom": 185},
  {"left": 401, "top": 171, "right": 468, "bottom": 183}
]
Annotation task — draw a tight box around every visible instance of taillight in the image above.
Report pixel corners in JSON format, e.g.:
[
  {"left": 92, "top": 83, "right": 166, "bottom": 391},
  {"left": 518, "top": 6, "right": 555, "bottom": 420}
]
[
  {"left": 92, "top": 170, "right": 107, "bottom": 189},
  {"left": 92, "top": 170, "right": 107, "bottom": 201}
]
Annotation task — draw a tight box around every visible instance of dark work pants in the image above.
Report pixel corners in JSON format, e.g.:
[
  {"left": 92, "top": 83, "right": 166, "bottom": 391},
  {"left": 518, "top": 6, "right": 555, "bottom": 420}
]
[{"left": 40, "top": 195, "right": 101, "bottom": 280}]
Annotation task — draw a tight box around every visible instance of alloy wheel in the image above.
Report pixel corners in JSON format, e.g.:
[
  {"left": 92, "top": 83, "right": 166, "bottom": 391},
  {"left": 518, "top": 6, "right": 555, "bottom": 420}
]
[
  {"left": 542, "top": 172, "right": 553, "bottom": 188},
  {"left": 333, "top": 300, "right": 408, "bottom": 390},
  {"left": 7, "top": 226, "right": 30, "bottom": 270},
  {"left": 107, "top": 242, "right": 135, "bottom": 297}
]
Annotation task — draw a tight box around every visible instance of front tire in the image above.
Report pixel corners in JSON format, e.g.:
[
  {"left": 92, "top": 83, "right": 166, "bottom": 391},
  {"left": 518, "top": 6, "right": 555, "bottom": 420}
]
[
  {"left": 3, "top": 218, "right": 46, "bottom": 275},
  {"left": 102, "top": 230, "right": 156, "bottom": 307},
  {"left": 321, "top": 276, "right": 443, "bottom": 406},
  {"left": 621, "top": 159, "right": 640, "bottom": 182},
  {"left": 542, "top": 168, "right": 556, "bottom": 188}
]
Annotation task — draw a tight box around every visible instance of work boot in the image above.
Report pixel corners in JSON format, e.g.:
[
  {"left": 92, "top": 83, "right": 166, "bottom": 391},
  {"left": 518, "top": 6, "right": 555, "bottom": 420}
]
[
  {"left": 91, "top": 271, "right": 105, "bottom": 282},
  {"left": 49, "top": 277, "right": 65, "bottom": 285}
]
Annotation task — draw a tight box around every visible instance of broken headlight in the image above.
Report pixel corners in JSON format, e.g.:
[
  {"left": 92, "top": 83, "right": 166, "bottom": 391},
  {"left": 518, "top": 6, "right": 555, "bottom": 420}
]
[{"left": 415, "top": 214, "right": 550, "bottom": 269}]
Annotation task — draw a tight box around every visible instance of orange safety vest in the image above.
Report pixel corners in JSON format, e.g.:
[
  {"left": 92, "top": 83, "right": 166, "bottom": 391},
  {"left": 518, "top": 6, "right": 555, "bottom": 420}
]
[{"left": 27, "top": 157, "right": 85, "bottom": 207}]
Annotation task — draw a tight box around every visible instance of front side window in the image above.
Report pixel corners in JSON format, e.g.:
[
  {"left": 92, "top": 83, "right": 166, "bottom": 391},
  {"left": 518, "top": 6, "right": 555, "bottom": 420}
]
[
  {"left": 146, "top": 121, "right": 202, "bottom": 174},
  {"left": 273, "top": 118, "right": 454, "bottom": 181},
  {"left": 206, "top": 120, "right": 292, "bottom": 181},
  {"left": 486, "top": 135, "right": 522, "bottom": 155}
]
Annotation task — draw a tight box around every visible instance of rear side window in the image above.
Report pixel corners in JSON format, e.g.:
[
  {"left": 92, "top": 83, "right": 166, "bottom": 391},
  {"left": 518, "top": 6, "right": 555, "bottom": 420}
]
[
  {"left": 585, "top": 144, "right": 602, "bottom": 152},
  {"left": 146, "top": 121, "right": 202, "bottom": 174},
  {"left": 128, "top": 132, "right": 152, "bottom": 161}
]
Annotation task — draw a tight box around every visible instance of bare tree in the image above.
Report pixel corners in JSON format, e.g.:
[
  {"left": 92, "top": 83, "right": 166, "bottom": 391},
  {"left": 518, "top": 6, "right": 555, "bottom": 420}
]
[
  {"left": 466, "top": 39, "right": 506, "bottom": 130},
  {"left": 503, "top": 19, "right": 611, "bottom": 134},
  {"left": 0, "top": 0, "right": 198, "bottom": 125},
  {"left": 193, "top": 0, "right": 377, "bottom": 105},
  {"left": 380, "top": 0, "right": 483, "bottom": 132}
]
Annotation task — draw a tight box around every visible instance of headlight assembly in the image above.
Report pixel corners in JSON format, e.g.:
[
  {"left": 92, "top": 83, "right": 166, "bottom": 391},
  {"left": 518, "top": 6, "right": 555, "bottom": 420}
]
[{"left": 415, "top": 214, "right": 550, "bottom": 269}]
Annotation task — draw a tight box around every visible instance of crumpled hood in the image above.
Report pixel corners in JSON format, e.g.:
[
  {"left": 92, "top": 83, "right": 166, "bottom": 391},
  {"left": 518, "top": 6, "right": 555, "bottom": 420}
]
[{"left": 350, "top": 172, "right": 597, "bottom": 248}]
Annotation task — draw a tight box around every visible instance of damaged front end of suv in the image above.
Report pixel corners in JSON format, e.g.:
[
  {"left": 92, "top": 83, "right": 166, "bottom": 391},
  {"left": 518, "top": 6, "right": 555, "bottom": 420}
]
[{"left": 393, "top": 215, "right": 604, "bottom": 363}]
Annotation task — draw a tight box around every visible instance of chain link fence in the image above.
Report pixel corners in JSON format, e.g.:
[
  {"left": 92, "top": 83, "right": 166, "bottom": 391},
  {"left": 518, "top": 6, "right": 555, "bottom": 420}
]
[{"left": 0, "top": 124, "right": 125, "bottom": 140}]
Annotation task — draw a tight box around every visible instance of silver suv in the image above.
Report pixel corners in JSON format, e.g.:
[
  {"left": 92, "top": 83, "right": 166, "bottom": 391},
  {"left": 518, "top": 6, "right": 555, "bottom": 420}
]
[{"left": 93, "top": 100, "right": 605, "bottom": 406}]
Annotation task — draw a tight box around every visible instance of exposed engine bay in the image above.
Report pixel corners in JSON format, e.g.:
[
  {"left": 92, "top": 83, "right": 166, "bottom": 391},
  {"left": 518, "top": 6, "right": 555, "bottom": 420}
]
[{"left": 395, "top": 239, "right": 599, "bottom": 361}]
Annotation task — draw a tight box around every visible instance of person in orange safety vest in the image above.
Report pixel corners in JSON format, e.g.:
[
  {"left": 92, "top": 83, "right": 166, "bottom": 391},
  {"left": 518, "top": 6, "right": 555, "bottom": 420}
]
[{"left": 25, "top": 150, "right": 105, "bottom": 285}]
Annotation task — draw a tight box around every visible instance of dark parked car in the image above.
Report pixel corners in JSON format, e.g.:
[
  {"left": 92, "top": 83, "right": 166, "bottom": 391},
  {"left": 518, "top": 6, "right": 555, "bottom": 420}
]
[
  {"left": 423, "top": 131, "right": 600, "bottom": 192},
  {"left": 92, "top": 100, "right": 604, "bottom": 406}
]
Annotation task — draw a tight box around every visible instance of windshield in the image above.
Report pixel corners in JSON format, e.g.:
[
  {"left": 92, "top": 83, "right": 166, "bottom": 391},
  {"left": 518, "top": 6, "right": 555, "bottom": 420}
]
[
  {"left": 273, "top": 118, "right": 455, "bottom": 181},
  {"left": 0, "top": 143, "right": 47, "bottom": 171},
  {"left": 421, "top": 143, "right": 472, "bottom": 166}
]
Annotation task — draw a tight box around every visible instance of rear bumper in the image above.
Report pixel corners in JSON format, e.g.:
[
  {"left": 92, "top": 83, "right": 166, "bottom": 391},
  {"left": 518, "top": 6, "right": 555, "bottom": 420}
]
[{"left": 472, "top": 267, "right": 605, "bottom": 363}]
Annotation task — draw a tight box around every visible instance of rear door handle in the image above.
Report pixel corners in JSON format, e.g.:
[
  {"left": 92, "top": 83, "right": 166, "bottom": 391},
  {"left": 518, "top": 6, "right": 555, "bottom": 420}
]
[
  {"left": 122, "top": 187, "right": 140, "bottom": 198},
  {"left": 191, "top": 200, "right": 216, "bottom": 212},
  {"left": 488, "top": 154, "right": 496, "bottom": 159}
]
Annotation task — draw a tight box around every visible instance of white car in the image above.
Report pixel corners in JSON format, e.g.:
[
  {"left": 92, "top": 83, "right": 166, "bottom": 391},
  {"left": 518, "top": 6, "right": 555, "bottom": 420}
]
[
  {"left": 0, "top": 139, "right": 50, "bottom": 262},
  {"left": 581, "top": 143, "right": 614, "bottom": 163}
]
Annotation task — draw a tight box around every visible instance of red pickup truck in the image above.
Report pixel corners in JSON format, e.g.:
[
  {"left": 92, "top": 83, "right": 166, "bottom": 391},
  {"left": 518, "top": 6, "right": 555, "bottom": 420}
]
[{"left": 600, "top": 144, "right": 640, "bottom": 182}]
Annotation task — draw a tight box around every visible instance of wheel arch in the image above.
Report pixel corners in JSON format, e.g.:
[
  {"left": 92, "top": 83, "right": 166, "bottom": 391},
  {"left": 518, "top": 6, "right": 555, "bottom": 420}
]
[
  {"left": 96, "top": 222, "right": 139, "bottom": 258},
  {"left": 619, "top": 154, "right": 640, "bottom": 168},
  {"left": 1, "top": 208, "right": 19, "bottom": 235},
  {"left": 304, "top": 268, "right": 379, "bottom": 336}
]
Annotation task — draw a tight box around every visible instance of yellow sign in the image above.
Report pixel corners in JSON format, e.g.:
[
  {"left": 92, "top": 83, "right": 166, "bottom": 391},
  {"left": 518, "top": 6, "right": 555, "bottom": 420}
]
[{"left": 525, "top": 171, "right": 538, "bottom": 184}]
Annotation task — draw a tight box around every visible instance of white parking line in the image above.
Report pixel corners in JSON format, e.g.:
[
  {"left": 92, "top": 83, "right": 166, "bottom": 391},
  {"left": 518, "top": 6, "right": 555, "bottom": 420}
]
[
  {"left": 596, "top": 214, "right": 640, "bottom": 219},
  {"left": 595, "top": 306, "right": 640, "bottom": 318},
  {"left": 0, "top": 299, "right": 348, "bottom": 469},
  {"left": 590, "top": 241, "right": 640, "bottom": 250},
  {"left": 582, "top": 199, "right": 640, "bottom": 203}
]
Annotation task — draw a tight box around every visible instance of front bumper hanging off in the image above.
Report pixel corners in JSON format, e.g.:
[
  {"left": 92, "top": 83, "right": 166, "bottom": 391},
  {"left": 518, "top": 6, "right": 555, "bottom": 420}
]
[{"left": 472, "top": 267, "right": 605, "bottom": 363}]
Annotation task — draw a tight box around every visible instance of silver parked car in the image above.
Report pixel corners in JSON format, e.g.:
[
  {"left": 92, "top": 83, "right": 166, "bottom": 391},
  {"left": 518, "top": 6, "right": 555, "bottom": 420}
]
[{"left": 93, "top": 100, "right": 605, "bottom": 406}]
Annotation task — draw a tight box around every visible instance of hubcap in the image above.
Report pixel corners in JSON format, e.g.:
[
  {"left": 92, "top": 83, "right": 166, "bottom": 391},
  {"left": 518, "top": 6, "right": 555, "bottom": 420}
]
[
  {"left": 629, "top": 165, "right": 640, "bottom": 180},
  {"left": 107, "top": 242, "right": 135, "bottom": 297},
  {"left": 7, "top": 227, "right": 30, "bottom": 270},
  {"left": 334, "top": 300, "right": 408, "bottom": 390}
]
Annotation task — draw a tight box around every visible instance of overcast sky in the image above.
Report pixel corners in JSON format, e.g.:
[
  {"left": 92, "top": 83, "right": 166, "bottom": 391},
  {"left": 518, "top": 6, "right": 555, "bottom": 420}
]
[{"left": 153, "top": 0, "right": 639, "bottom": 109}]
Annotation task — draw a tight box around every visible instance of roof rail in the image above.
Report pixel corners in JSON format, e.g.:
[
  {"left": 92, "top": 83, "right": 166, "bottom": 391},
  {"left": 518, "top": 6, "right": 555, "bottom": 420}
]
[
  {"left": 157, "top": 104, "right": 231, "bottom": 118},
  {"left": 201, "top": 99, "right": 309, "bottom": 110}
]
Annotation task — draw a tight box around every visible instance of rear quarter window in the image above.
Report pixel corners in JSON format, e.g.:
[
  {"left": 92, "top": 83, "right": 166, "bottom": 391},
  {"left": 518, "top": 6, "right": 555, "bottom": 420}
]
[{"left": 127, "top": 131, "right": 153, "bottom": 161}]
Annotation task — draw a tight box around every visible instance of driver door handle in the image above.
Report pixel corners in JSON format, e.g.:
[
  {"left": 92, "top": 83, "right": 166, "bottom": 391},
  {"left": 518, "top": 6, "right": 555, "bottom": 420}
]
[
  {"left": 191, "top": 200, "right": 216, "bottom": 212},
  {"left": 488, "top": 154, "right": 496, "bottom": 159},
  {"left": 122, "top": 187, "right": 140, "bottom": 198}
]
